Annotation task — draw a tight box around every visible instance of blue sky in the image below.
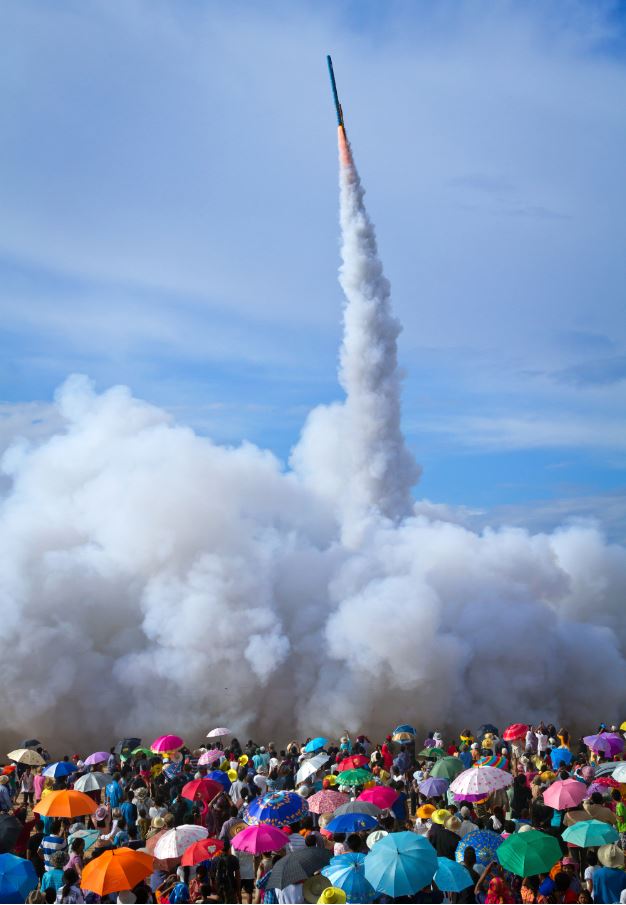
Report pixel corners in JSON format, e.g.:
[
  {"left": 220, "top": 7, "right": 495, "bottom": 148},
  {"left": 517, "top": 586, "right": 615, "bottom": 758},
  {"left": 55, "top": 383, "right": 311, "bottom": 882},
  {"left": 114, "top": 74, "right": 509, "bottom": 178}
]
[{"left": 1, "top": 0, "right": 625, "bottom": 538}]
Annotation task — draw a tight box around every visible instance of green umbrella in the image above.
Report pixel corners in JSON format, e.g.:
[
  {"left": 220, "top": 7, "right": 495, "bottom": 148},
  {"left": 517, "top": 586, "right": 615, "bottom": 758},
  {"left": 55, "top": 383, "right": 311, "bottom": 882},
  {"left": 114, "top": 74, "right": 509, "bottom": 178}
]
[
  {"left": 430, "top": 757, "right": 464, "bottom": 780},
  {"left": 418, "top": 747, "right": 446, "bottom": 760},
  {"left": 131, "top": 747, "right": 153, "bottom": 757},
  {"left": 336, "top": 769, "right": 372, "bottom": 787},
  {"left": 497, "top": 830, "right": 561, "bottom": 877},
  {"left": 562, "top": 820, "right": 619, "bottom": 848}
]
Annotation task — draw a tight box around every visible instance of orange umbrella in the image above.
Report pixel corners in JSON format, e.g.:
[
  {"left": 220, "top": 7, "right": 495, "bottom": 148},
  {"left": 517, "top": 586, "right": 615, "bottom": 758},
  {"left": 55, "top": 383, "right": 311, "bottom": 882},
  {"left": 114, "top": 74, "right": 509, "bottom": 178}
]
[
  {"left": 34, "top": 789, "right": 97, "bottom": 818},
  {"left": 81, "top": 847, "right": 153, "bottom": 895}
]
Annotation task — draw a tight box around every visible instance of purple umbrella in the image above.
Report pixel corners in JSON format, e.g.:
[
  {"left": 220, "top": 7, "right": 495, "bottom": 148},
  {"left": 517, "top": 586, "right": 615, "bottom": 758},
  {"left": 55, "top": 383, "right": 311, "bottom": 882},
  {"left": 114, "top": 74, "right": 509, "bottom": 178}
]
[
  {"left": 84, "top": 752, "right": 109, "bottom": 766},
  {"left": 584, "top": 734, "right": 624, "bottom": 757},
  {"left": 418, "top": 777, "right": 449, "bottom": 798}
]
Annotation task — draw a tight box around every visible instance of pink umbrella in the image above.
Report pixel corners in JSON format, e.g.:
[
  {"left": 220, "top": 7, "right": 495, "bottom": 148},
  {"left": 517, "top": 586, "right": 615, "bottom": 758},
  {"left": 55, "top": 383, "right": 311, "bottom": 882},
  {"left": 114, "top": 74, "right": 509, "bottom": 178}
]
[
  {"left": 358, "top": 787, "right": 399, "bottom": 809},
  {"left": 449, "top": 766, "right": 513, "bottom": 797},
  {"left": 231, "top": 824, "right": 290, "bottom": 854},
  {"left": 307, "top": 789, "right": 350, "bottom": 815},
  {"left": 207, "top": 727, "right": 230, "bottom": 738},
  {"left": 84, "top": 752, "right": 109, "bottom": 766},
  {"left": 543, "top": 779, "right": 587, "bottom": 810},
  {"left": 198, "top": 749, "right": 223, "bottom": 766},
  {"left": 151, "top": 735, "right": 183, "bottom": 753}
]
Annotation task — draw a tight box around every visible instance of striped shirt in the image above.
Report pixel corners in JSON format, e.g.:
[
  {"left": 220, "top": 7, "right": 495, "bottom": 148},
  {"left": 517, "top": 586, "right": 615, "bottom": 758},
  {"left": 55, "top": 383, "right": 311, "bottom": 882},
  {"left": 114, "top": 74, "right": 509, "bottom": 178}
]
[{"left": 40, "top": 834, "right": 67, "bottom": 869}]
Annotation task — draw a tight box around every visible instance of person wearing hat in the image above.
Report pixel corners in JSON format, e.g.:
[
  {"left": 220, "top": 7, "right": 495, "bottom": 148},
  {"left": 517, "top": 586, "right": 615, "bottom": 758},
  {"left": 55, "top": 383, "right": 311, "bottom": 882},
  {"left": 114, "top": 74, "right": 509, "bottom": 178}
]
[
  {"left": 302, "top": 875, "right": 331, "bottom": 903},
  {"left": 317, "top": 888, "right": 346, "bottom": 904},
  {"left": 428, "top": 809, "right": 458, "bottom": 859},
  {"left": 593, "top": 844, "right": 626, "bottom": 903},
  {"left": 0, "top": 774, "right": 12, "bottom": 812}
]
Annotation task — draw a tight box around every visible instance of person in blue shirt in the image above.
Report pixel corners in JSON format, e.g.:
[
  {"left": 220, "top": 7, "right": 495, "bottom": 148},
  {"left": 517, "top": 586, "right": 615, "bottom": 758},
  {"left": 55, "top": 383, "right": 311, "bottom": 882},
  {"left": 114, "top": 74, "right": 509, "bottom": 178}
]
[
  {"left": 593, "top": 843, "right": 626, "bottom": 904},
  {"left": 40, "top": 851, "right": 68, "bottom": 895},
  {"left": 119, "top": 790, "right": 137, "bottom": 838},
  {"left": 105, "top": 774, "right": 123, "bottom": 809}
]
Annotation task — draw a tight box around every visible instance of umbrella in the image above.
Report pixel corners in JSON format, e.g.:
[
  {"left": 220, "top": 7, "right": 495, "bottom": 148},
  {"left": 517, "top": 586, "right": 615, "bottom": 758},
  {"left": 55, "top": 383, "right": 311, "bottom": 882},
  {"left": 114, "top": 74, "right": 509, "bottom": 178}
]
[
  {"left": 267, "top": 848, "right": 331, "bottom": 890},
  {"left": 333, "top": 801, "right": 382, "bottom": 818},
  {"left": 231, "top": 825, "right": 290, "bottom": 855},
  {"left": 34, "top": 790, "right": 97, "bottom": 818},
  {"left": 6, "top": 748, "right": 45, "bottom": 767},
  {"left": 207, "top": 727, "right": 230, "bottom": 738},
  {"left": 449, "top": 766, "right": 512, "bottom": 797},
  {"left": 181, "top": 778, "right": 223, "bottom": 802},
  {"left": 114, "top": 738, "right": 141, "bottom": 758},
  {"left": 74, "top": 772, "right": 113, "bottom": 793},
  {"left": 551, "top": 748, "right": 574, "bottom": 769},
  {"left": 418, "top": 777, "right": 449, "bottom": 797},
  {"left": 205, "top": 770, "right": 231, "bottom": 792},
  {"left": 336, "top": 755, "right": 370, "bottom": 772},
  {"left": 0, "top": 815, "right": 22, "bottom": 855},
  {"left": 392, "top": 732, "right": 415, "bottom": 744},
  {"left": 583, "top": 733, "right": 623, "bottom": 757},
  {"left": 154, "top": 825, "right": 208, "bottom": 860},
  {"left": 455, "top": 830, "right": 503, "bottom": 869},
  {"left": 358, "top": 787, "right": 399, "bottom": 809},
  {"left": 479, "top": 724, "right": 499, "bottom": 737},
  {"left": 198, "top": 749, "right": 223, "bottom": 766},
  {"left": 475, "top": 755, "right": 508, "bottom": 770},
  {"left": 84, "top": 751, "right": 109, "bottom": 766},
  {"left": 181, "top": 838, "right": 224, "bottom": 865},
  {"left": 543, "top": 779, "right": 587, "bottom": 811},
  {"left": 322, "top": 852, "right": 376, "bottom": 903},
  {"left": 502, "top": 724, "right": 528, "bottom": 742},
  {"left": 364, "top": 831, "right": 438, "bottom": 897},
  {"left": 19, "top": 739, "right": 41, "bottom": 749},
  {"left": 497, "top": 830, "right": 561, "bottom": 877},
  {"left": 304, "top": 737, "right": 329, "bottom": 753},
  {"left": 307, "top": 789, "right": 350, "bottom": 815},
  {"left": 68, "top": 828, "right": 99, "bottom": 853},
  {"left": 588, "top": 781, "right": 615, "bottom": 797},
  {"left": 430, "top": 757, "right": 465, "bottom": 780},
  {"left": 562, "top": 820, "right": 619, "bottom": 848},
  {"left": 151, "top": 735, "right": 183, "bottom": 753},
  {"left": 0, "top": 853, "right": 38, "bottom": 904},
  {"left": 144, "top": 829, "right": 180, "bottom": 873},
  {"left": 612, "top": 764, "right": 626, "bottom": 783},
  {"left": 42, "top": 761, "right": 78, "bottom": 779},
  {"left": 80, "top": 847, "right": 153, "bottom": 895},
  {"left": 336, "top": 768, "right": 372, "bottom": 787},
  {"left": 393, "top": 725, "right": 417, "bottom": 736},
  {"left": 418, "top": 747, "right": 446, "bottom": 760},
  {"left": 245, "top": 791, "right": 309, "bottom": 827},
  {"left": 326, "top": 813, "right": 379, "bottom": 834},
  {"left": 434, "top": 857, "right": 474, "bottom": 893},
  {"left": 296, "top": 753, "right": 329, "bottom": 785},
  {"left": 130, "top": 747, "right": 153, "bottom": 758}
]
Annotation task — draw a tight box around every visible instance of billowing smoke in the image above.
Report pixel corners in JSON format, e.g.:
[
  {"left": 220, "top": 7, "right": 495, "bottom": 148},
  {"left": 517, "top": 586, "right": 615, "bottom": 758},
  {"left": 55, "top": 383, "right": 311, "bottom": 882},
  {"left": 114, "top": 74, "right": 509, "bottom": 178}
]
[{"left": 1, "top": 132, "right": 625, "bottom": 753}]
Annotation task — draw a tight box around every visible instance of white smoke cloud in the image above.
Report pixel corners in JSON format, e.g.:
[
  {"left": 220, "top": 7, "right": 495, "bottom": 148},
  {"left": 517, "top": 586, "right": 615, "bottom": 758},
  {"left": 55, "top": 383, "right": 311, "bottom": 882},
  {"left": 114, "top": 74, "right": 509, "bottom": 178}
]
[{"left": 1, "top": 133, "right": 625, "bottom": 754}]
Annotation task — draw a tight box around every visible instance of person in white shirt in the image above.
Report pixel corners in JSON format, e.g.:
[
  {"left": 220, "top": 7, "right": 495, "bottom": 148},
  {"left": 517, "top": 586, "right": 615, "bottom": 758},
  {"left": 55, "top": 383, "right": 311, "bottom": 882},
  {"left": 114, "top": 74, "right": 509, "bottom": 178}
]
[
  {"left": 535, "top": 729, "right": 549, "bottom": 755},
  {"left": 276, "top": 882, "right": 304, "bottom": 904}
]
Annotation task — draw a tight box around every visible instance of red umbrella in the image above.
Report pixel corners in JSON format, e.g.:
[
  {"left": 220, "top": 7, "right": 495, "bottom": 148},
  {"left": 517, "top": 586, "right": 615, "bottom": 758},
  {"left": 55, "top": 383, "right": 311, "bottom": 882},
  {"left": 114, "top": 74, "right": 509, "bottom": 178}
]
[
  {"left": 181, "top": 779, "right": 223, "bottom": 802},
  {"left": 181, "top": 837, "right": 223, "bottom": 866},
  {"left": 503, "top": 724, "right": 528, "bottom": 741},
  {"left": 357, "top": 787, "right": 399, "bottom": 809},
  {"left": 336, "top": 755, "right": 369, "bottom": 772}
]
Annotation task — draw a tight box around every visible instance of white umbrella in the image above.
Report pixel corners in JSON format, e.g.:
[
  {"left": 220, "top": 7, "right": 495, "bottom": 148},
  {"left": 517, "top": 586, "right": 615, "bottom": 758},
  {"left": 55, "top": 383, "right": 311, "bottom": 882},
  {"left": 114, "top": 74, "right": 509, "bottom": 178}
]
[
  {"left": 7, "top": 748, "right": 45, "bottom": 766},
  {"left": 612, "top": 764, "right": 626, "bottom": 783},
  {"left": 296, "top": 754, "right": 329, "bottom": 786},
  {"left": 449, "top": 766, "right": 513, "bottom": 797},
  {"left": 74, "top": 772, "right": 112, "bottom": 793},
  {"left": 154, "top": 825, "right": 208, "bottom": 859},
  {"left": 207, "top": 727, "right": 230, "bottom": 738},
  {"left": 198, "top": 749, "right": 223, "bottom": 766}
]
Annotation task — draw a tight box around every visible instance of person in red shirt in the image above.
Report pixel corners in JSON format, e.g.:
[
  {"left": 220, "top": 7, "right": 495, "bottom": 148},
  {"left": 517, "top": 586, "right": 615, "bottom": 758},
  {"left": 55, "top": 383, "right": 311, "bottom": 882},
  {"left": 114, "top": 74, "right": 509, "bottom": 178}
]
[{"left": 381, "top": 736, "right": 394, "bottom": 770}]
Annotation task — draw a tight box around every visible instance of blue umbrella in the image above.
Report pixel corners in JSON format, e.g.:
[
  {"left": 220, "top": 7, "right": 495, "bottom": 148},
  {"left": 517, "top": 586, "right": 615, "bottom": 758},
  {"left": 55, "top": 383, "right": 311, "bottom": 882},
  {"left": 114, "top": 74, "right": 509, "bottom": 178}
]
[
  {"left": 206, "top": 770, "right": 231, "bottom": 791},
  {"left": 0, "top": 854, "right": 38, "bottom": 904},
  {"left": 42, "top": 761, "right": 77, "bottom": 779},
  {"left": 551, "top": 748, "right": 573, "bottom": 769},
  {"left": 455, "top": 830, "right": 503, "bottom": 869},
  {"left": 304, "top": 737, "right": 329, "bottom": 753},
  {"left": 364, "top": 831, "right": 438, "bottom": 897},
  {"left": 418, "top": 777, "right": 449, "bottom": 798},
  {"left": 393, "top": 725, "right": 417, "bottom": 736},
  {"left": 434, "top": 857, "right": 474, "bottom": 893},
  {"left": 322, "top": 853, "right": 376, "bottom": 903},
  {"left": 244, "top": 790, "right": 309, "bottom": 827},
  {"left": 326, "top": 813, "right": 379, "bottom": 834}
]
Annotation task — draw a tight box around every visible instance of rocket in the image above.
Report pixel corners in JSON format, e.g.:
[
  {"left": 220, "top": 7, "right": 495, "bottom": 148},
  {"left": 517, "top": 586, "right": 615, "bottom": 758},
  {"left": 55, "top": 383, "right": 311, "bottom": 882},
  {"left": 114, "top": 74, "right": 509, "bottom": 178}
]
[
  {"left": 326, "top": 55, "right": 344, "bottom": 130},
  {"left": 327, "top": 55, "right": 351, "bottom": 166}
]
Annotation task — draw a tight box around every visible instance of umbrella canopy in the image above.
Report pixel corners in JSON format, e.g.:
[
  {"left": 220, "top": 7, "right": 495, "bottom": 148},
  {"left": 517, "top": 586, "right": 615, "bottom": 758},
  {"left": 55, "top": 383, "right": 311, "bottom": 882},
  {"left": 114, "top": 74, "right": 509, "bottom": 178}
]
[
  {"left": 393, "top": 725, "right": 417, "bottom": 736},
  {"left": 245, "top": 791, "right": 309, "bottom": 827},
  {"left": 364, "top": 831, "right": 438, "bottom": 898},
  {"left": 74, "top": 772, "right": 113, "bottom": 793},
  {"left": 322, "top": 852, "right": 376, "bottom": 904},
  {"left": 198, "top": 749, "right": 223, "bottom": 766},
  {"left": 207, "top": 727, "right": 230, "bottom": 738},
  {"left": 81, "top": 847, "right": 153, "bottom": 895},
  {"left": 455, "top": 830, "right": 503, "bottom": 869},
  {"left": 450, "top": 766, "right": 512, "bottom": 797},
  {"left": 304, "top": 737, "right": 329, "bottom": 753},
  {"left": 0, "top": 853, "right": 38, "bottom": 904},
  {"left": 562, "top": 820, "right": 619, "bottom": 848},
  {"left": 550, "top": 748, "right": 574, "bottom": 769},
  {"left": 475, "top": 755, "right": 508, "bottom": 770},
  {"left": 181, "top": 778, "right": 223, "bottom": 802},
  {"left": 0, "top": 815, "right": 23, "bottom": 855},
  {"left": 231, "top": 825, "right": 290, "bottom": 855},
  {"left": 181, "top": 838, "right": 224, "bottom": 866},
  {"left": 205, "top": 770, "right": 231, "bottom": 792},
  {"left": 497, "top": 830, "right": 561, "bottom": 877},
  {"left": 430, "top": 757, "right": 465, "bottom": 780},
  {"left": 114, "top": 739, "right": 141, "bottom": 758},
  {"left": 543, "top": 779, "right": 587, "bottom": 811},
  {"left": 130, "top": 747, "right": 153, "bottom": 758},
  {"left": 296, "top": 753, "right": 329, "bottom": 785},
  {"left": 583, "top": 733, "right": 624, "bottom": 757},
  {"left": 151, "top": 735, "right": 183, "bottom": 753},
  {"left": 19, "top": 739, "right": 41, "bottom": 749},
  {"left": 326, "top": 813, "right": 379, "bottom": 834},
  {"left": 336, "top": 755, "right": 369, "bottom": 772},
  {"left": 34, "top": 790, "right": 97, "bottom": 818},
  {"left": 267, "top": 847, "right": 331, "bottom": 889},
  {"left": 418, "top": 777, "right": 449, "bottom": 798},
  {"left": 358, "top": 787, "right": 399, "bottom": 809},
  {"left": 434, "top": 857, "right": 474, "bottom": 893},
  {"left": 6, "top": 748, "right": 45, "bottom": 767},
  {"left": 336, "top": 769, "right": 372, "bottom": 788},
  {"left": 307, "top": 789, "right": 350, "bottom": 815},
  {"left": 418, "top": 747, "right": 446, "bottom": 760},
  {"left": 154, "top": 825, "right": 208, "bottom": 859},
  {"left": 502, "top": 724, "right": 528, "bottom": 742},
  {"left": 478, "top": 724, "right": 499, "bottom": 737},
  {"left": 392, "top": 732, "right": 414, "bottom": 744},
  {"left": 84, "top": 751, "right": 109, "bottom": 766},
  {"left": 42, "top": 761, "right": 78, "bottom": 779},
  {"left": 612, "top": 764, "right": 626, "bottom": 783},
  {"left": 334, "top": 801, "right": 382, "bottom": 819}
]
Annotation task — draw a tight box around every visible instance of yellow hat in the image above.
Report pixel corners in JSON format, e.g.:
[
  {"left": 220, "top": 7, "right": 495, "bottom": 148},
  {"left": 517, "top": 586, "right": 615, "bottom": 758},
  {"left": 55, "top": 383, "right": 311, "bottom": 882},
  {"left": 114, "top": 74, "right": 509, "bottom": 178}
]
[
  {"left": 327, "top": 774, "right": 337, "bottom": 786},
  {"left": 227, "top": 769, "right": 238, "bottom": 782},
  {"left": 318, "top": 888, "right": 347, "bottom": 905},
  {"left": 431, "top": 808, "right": 452, "bottom": 825},
  {"left": 239, "top": 754, "right": 249, "bottom": 766},
  {"left": 417, "top": 804, "right": 436, "bottom": 820}
]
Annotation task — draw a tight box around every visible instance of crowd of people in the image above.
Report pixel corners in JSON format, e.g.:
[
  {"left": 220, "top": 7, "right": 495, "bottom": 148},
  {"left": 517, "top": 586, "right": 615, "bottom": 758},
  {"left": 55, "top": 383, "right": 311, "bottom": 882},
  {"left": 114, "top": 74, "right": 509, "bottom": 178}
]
[{"left": 1, "top": 722, "right": 626, "bottom": 904}]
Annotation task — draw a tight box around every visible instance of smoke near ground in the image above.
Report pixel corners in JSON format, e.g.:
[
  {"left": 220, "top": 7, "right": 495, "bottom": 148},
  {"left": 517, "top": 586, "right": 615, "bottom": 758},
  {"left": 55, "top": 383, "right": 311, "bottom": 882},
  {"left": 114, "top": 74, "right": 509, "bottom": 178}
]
[{"left": 1, "top": 134, "right": 625, "bottom": 752}]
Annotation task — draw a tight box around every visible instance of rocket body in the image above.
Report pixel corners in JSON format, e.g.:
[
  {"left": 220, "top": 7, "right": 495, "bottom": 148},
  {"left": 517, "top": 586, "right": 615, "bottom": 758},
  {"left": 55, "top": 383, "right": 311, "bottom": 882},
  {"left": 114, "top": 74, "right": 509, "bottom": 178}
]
[{"left": 326, "top": 55, "right": 344, "bottom": 128}]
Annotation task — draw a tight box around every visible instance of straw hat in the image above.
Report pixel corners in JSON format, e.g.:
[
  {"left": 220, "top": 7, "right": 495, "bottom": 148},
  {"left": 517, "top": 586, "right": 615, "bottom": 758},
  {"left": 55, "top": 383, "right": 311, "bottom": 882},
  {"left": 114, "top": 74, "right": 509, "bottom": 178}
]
[
  {"left": 0, "top": 776, "right": 9, "bottom": 785},
  {"left": 518, "top": 824, "right": 533, "bottom": 833},
  {"left": 445, "top": 815, "right": 462, "bottom": 834},
  {"left": 417, "top": 804, "right": 436, "bottom": 819},
  {"left": 431, "top": 808, "right": 452, "bottom": 825},
  {"left": 151, "top": 816, "right": 165, "bottom": 829},
  {"left": 366, "top": 829, "right": 388, "bottom": 849},
  {"left": 303, "top": 875, "right": 331, "bottom": 903},
  {"left": 228, "top": 821, "right": 248, "bottom": 839},
  {"left": 598, "top": 844, "right": 625, "bottom": 869},
  {"left": 317, "top": 889, "right": 347, "bottom": 905}
]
